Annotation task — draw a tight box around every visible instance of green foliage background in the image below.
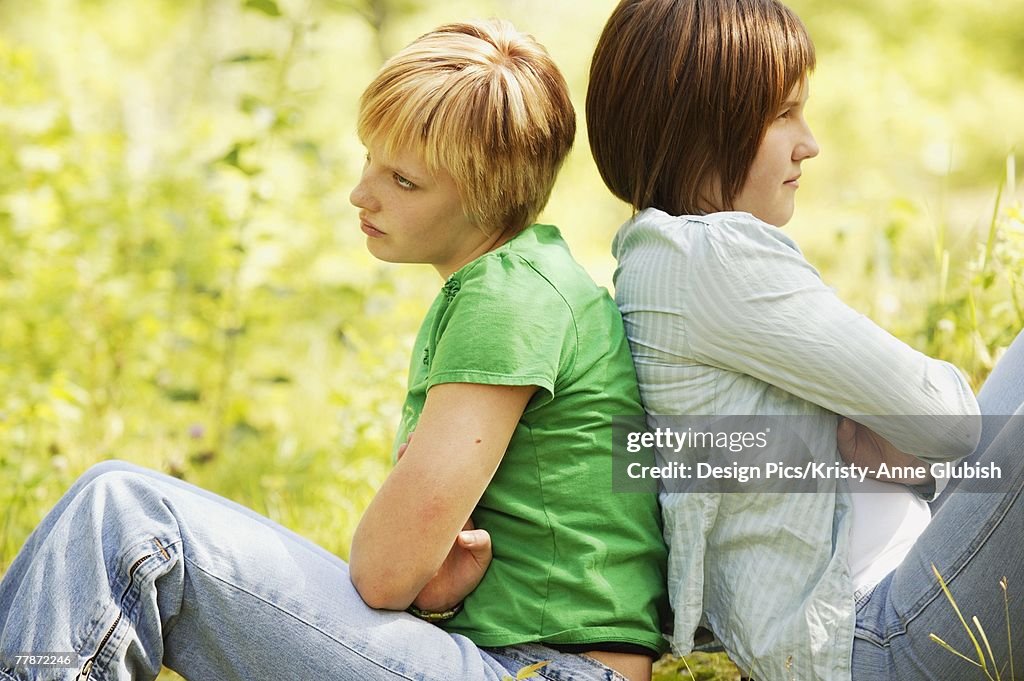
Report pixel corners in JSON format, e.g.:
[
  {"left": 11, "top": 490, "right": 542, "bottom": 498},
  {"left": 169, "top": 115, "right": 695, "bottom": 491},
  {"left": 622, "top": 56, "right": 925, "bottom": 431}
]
[{"left": 0, "top": 1, "right": 1021, "bottom": 678}]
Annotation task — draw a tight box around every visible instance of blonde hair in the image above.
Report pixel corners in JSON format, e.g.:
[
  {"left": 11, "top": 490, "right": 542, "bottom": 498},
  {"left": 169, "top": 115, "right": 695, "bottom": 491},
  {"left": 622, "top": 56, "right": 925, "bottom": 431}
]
[{"left": 358, "top": 20, "right": 576, "bottom": 234}]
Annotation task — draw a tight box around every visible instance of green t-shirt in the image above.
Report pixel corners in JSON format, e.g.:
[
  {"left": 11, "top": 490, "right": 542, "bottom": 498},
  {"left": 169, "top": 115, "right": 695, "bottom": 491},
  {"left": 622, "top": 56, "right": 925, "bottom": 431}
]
[{"left": 395, "top": 224, "right": 668, "bottom": 654}]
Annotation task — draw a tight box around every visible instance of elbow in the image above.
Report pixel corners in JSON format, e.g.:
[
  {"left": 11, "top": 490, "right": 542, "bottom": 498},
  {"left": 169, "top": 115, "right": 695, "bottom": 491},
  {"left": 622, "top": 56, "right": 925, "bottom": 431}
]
[
  {"left": 948, "top": 380, "right": 982, "bottom": 459},
  {"left": 351, "top": 580, "right": 398, "bottom": 611},
  {"left": 918, "top": 412, "right": 980, "bottom": 462},
  {"left": 927, "top": 363, "right": 982, "bottom": 460},
  {"left": 931, "top": 398, "right": 982, "bottom": 461},
  {"left": 350, "top": 560, "right": 407, "bottom": 611},
  {"left": 349, "top": 550, "right": 419, "bottom": 610},
  {"left": 950, "top": 409, "right": 982, "bottom": 460}
]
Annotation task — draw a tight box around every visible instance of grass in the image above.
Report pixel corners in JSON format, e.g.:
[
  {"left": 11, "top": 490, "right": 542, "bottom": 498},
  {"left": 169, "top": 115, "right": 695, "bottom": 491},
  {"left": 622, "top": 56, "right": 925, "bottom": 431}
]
[
  {"left": 504, "top": 660, "right": 551, "bottom": 680},
  {"left": 930, "top": 565, "right": 1016, "bottom": 681},
  {"left": 654, "top": 652, "right": 743, "bottom": 681},
  {"left": 1, "top": 28, "right": 1021, "bottom": 681}
]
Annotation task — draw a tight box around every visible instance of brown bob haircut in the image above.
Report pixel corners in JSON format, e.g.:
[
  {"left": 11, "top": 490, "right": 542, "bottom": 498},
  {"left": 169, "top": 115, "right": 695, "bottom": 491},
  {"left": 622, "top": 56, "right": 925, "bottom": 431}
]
[
  {"left": 358, "top": 20, "right": 576, "bottom": 235},
  {"left": 586, "top": 0, "right": 815, "bottom": 215}
]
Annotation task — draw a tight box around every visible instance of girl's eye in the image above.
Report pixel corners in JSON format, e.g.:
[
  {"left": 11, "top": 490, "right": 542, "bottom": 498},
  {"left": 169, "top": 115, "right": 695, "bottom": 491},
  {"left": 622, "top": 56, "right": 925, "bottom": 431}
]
[
  {"left": 394, "top": 173, "right": 415, "bottom": 190},
  {"left": 778, "top": 108, "right": 792, "bottom": 120}
]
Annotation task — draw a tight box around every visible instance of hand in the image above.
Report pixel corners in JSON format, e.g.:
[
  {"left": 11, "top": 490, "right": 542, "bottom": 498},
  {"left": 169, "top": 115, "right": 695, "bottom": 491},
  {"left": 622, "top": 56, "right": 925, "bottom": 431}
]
[
  {"left": 396, "top": 432, "right": 493, "bottom": 612},
  {"left": 396, "top": 433, "right": 412, "bottom": 460},
  {"left": 836, "top": 417, "right": 933, "bottom": 485},
  {"left": 411, "top": 519, "right": 493, "bottom": 612}
]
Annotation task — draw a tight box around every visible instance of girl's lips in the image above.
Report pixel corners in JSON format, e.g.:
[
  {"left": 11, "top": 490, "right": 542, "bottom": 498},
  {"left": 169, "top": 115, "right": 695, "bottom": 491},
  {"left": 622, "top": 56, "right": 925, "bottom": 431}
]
[{"left": 361, "top": 221, "right": 385, "bottom": 237}]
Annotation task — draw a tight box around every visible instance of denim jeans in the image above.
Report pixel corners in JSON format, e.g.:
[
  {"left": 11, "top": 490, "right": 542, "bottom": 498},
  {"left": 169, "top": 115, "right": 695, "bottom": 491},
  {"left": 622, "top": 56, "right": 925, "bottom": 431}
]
[
  {"left": 852, "top": 330, "right": 1024, "bottom": 680},
  {"left": 0, "top": 462, "right": 629, "bottom": 681}
]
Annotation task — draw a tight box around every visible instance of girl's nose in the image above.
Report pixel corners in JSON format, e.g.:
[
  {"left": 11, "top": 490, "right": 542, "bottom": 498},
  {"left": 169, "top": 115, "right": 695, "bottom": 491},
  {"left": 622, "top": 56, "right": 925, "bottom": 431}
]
[
  {"left": 797, "top": 122, "right": 820, "bottom": 161},
  {"left": 349, "top": 175, "right": 377, "bottom": 212}
]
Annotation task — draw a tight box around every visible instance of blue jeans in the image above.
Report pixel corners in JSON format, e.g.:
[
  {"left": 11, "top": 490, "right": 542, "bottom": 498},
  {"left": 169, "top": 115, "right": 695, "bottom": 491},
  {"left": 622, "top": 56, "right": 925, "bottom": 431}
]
[
  {"left": 852, "top": 331, "right": 1024, "bottom": 680},
  {"left": 0, "top": 463, "right": 628, "bottom": 681}
]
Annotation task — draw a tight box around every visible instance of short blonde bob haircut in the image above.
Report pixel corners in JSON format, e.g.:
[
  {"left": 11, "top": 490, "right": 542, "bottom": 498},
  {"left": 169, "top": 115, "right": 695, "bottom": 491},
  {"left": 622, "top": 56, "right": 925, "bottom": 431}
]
[
  {"left": 358, "top": 20, "right": 576, "bottom": 235},
  {"left": 587, "top": 0, "right": 815, "bottom": 216}
]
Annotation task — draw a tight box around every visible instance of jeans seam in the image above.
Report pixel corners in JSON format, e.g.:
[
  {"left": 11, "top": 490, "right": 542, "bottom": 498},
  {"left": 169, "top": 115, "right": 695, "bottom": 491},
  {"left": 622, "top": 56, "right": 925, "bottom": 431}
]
[
  {"left": 853, "top": 623, "right": 888, "bottom": 647},
  {"left": 853, "top": 582, "right": 887, "bottom": 643},
  {"left": 182, "top": 555, "right": 421, "bottom": 680},
  {"left": 86, "top": 537, "right": 179, "bottom": 681},
  {"left": 153, "top": 537, "right": 185, "bottom": 644},
  {"left": 854, "top": 582, "right": 879, "bottom": 610},
  {"left": 894, "top": 483, "right": 1024, "bottom": 643}
]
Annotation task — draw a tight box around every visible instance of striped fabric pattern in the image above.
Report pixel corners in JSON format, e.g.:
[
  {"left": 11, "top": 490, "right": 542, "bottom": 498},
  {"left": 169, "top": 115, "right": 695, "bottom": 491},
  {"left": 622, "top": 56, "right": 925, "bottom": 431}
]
[{"left": 611, "top": 208, "right": 980, "bottom": 681}]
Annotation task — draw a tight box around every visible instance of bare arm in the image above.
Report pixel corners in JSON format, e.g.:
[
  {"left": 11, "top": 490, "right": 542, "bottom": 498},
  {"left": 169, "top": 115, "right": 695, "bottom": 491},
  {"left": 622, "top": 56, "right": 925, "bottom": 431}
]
[{"left": 349, "top": 382, "right": 536, "bottom": 610}]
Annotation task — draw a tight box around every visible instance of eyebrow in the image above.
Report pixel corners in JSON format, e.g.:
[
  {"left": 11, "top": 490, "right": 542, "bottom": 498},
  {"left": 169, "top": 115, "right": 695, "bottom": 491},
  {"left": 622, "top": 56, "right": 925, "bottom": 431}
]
[
  {"left": 362, "top": 141, "right": 429, "bottom": 185},
  {"left": 393, "top": 167, "right": 428, "bottom": 185},
  {"left": 383, "top": 159, "right": 428, "bottom": 185}
]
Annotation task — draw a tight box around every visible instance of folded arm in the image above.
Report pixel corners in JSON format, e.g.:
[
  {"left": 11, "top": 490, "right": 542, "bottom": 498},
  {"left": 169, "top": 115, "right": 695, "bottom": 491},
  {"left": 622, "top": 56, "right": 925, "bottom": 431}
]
[
  {"left": 684, "top": 219, "right": 981, "bottom": 460},
  {"left": 349, "top": 382, "right": 535, "bottom": 610}
]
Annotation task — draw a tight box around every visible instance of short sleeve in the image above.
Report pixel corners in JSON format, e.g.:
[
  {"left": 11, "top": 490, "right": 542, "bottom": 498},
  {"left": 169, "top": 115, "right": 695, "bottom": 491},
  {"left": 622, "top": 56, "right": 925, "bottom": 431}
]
[{"left": 426, "top": 251, "right": 576, "bottom": 406}]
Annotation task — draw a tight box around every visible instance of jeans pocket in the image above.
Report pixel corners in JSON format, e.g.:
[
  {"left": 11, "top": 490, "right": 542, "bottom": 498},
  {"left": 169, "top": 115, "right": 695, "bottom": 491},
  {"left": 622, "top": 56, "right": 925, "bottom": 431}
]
[
  {"left": 78, "top": 537, "right": 170, "bottom": 681},
  {"left": 853, "top": 571, "right": 893, "bottom": 645}
]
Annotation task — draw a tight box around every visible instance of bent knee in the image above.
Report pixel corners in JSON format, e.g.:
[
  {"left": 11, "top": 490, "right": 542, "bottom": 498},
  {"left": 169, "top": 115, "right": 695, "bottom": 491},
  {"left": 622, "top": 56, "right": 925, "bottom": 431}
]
[
  {"left": 74, "top": 460, "right": 164, "bottom": 506},
  {"left": 77, "top": 459, "right": 150, "bottom": 486}
]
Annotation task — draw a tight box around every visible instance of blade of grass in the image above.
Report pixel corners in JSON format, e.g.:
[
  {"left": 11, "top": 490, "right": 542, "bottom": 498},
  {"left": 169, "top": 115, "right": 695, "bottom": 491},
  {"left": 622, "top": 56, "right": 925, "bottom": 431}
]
[
  {"left": 680, "top": 655, "right": 695, "bottom": 680},
  {"left": 1002, "top": 577, "right": 1015, "bottom": 681},
  {"left": 982, "top": 179, "right": 1005, "bottom": 275},
  {"left": 1010, "top": 271, "right": 1023, "bottom": 328},
  {"left": 974, "top": 614, "right": 1001, "bottom": 681},
  {"left": 515, "top": 660, "right": 550, "bottom": 680},
  {"left": 932, "top": 563, "right": 990, "bottom": 676},
  {"left": 930, "top": 633, "right": 986, "bottom": 669}
]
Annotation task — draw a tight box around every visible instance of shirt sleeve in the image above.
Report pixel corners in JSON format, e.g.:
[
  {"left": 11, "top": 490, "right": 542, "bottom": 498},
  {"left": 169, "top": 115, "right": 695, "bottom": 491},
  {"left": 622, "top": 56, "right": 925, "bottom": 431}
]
[
  {"left": 426, "top": 252, "right": 575, "bottom": 406},
  {"left": 681, "top": 215, "right": 980, "bottom": 462}
]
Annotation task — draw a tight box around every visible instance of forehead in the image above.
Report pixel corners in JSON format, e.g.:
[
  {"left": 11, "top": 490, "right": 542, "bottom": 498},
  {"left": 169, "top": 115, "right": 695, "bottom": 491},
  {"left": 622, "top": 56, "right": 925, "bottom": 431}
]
[
  {"left": 363, "top": 136, "right": 464, "bottom": 191},
  {"left": 364, "top": 136, "right": 430, "bottom": 173},
  {"left": 784, "top": 76, "right": 810, "bottom": 103},
  {"left": 362, "top": 124, "right": 462, "bottom": 186}
]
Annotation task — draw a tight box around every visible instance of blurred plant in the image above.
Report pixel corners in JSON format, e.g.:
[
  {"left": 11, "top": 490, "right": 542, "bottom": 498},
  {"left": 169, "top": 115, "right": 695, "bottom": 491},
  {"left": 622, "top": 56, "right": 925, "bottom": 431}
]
[
  {"left": 0, "top": 0, "right": 408, "bottom": 569},
  {"left": 653, "top": 652, "right": 742, "bottom": 681},
  {"left": 922, "top": 155, "right": 1023, "bottom": 387},
  {"left": 1, "top": 3, "right": 1022, "bottom": 680}
]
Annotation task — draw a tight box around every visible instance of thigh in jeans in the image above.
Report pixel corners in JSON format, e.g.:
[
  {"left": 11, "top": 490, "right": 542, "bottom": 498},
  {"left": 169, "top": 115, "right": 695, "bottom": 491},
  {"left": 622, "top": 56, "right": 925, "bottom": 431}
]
[
  {"left": 853, "top": 414, "right": 1024, "bottom": 680},
  {"left": 0, "top": 462, "right": 629, "bottom": 681}
]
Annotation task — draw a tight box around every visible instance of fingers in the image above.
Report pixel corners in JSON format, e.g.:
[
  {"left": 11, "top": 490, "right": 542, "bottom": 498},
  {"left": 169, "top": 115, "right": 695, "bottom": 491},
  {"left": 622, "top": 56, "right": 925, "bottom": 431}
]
[
  {"left": 396, "top": 433, "right": 414, "bottom": 461},
  {"left": 836, "top": 417, "right": 858, "bottom": 461},
  {"left": 456, "top": 528, "right": 492, "bottom": 566}
]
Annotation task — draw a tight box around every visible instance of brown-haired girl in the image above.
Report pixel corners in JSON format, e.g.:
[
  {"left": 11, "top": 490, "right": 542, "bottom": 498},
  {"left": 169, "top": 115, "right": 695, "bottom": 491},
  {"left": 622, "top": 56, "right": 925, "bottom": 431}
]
[{"left": 587, "top": 1, "right": 1024, "bottom": 679}]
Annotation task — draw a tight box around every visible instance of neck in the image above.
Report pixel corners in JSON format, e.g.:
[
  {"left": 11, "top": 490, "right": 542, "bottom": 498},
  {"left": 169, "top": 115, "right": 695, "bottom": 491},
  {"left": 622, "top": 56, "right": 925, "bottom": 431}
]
[{"left": 434, "top": 225, "right": 517, "bottom": 279}]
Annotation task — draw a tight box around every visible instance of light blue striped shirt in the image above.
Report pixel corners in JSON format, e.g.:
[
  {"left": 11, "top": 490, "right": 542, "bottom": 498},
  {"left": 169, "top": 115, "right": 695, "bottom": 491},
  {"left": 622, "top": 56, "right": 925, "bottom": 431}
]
[{"left": 612, "top": 208, "right": 980, "bottom": 681}]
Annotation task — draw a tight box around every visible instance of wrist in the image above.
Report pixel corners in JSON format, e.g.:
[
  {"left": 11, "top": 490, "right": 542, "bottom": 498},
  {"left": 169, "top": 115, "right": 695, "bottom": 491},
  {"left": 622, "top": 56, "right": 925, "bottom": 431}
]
[
  {"left": 406, "top": 601, "right": 463, "bottom": 622},
  {"left": 412, "top": 580, "right": 471, "bottom": 613}
]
